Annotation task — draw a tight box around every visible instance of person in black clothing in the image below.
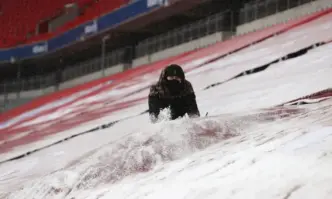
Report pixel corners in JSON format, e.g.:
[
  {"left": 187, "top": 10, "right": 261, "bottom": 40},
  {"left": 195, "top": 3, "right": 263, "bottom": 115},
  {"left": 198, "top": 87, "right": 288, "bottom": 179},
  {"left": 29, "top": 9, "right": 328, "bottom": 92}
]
[{"left": 148, "top": 64, "right": 200, "bottom": 123}]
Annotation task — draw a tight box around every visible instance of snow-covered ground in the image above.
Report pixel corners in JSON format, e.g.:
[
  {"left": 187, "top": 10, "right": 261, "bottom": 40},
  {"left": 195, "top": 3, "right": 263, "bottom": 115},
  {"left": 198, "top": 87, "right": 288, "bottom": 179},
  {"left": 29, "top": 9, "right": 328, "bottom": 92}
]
[{"left": 1, "top": 13, "right": 332, "bottom": 199}]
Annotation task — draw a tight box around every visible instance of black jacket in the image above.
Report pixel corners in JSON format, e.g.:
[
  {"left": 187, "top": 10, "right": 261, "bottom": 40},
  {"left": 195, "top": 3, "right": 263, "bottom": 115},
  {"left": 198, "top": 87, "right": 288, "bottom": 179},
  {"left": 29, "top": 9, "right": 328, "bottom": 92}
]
[{"left": 148, "top": 65, "right": 200, "bottom": 123}]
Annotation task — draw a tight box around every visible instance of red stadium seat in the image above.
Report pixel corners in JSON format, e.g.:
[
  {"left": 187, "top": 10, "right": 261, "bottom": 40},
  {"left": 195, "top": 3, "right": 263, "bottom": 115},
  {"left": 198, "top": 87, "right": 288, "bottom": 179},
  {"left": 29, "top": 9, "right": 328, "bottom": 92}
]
[{"left": 0, "top": 0, "right": 127, "bottom": 48}]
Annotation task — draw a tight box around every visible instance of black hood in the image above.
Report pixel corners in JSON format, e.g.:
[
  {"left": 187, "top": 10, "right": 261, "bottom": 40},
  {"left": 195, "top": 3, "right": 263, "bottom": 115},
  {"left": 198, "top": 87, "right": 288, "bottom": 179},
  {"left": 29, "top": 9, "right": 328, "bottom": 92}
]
[{"left": 158, "top": 64, "right": 185, "bottom": 84}]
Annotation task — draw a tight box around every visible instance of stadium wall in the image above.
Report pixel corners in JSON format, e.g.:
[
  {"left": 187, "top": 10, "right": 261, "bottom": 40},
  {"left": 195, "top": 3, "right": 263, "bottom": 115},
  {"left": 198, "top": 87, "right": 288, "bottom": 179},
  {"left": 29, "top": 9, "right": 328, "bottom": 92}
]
[
  {"left": 59, "top": 64, "right": 124, "bottom": 90},
  {"left": 1, "top": 7, "right": 332, "bottom": 121},
  {"left": 0, "top": 64, "right": 124, "bottom": 107},
  {"left": 132, "top": 32, "right": 234, "bottom": 67},
  {"left": 136, "top": 0, "right": 332, "bottom": 66},
  {"left": 236, "top": 0, "right": 332, "bottom": 35}
]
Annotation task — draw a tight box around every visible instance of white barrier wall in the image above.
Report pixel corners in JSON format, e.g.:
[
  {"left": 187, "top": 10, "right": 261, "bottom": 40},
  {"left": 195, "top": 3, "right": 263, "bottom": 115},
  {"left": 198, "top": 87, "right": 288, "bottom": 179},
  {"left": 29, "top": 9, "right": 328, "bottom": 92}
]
[
  {"left": 150, "top": 32, "right": 233, "bottom": 63},
  {"left": 132, "top": 56, "right": 150, "bottom": 68},
  {"left": 236, "top": 0, "right": 332, "bottom": 35},
  {"left": 1, "top": 86, "right": 56, "bottom": 102},
  {"left": 0, "top": 85, "right": 56, "bottom": 112},
  {"left": 59, "top": 64, "right": 124, "bottom": 90},
  {"left": 132, "top": 31, "right": 233, "bottom": 67},
  {"left": 0, "top": 97, "right": 35, "bottom": 112},
  {"left": 0, "top": 64, "right": 124, "bottom": 107}
]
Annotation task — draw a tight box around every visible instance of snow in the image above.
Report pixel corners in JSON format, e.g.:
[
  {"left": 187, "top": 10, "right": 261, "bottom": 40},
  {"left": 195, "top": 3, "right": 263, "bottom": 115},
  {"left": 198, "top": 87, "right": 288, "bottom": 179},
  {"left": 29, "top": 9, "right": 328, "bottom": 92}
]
[
  {"left": 1, "top": 13, "right": 332, "bottom": 199},
  {"left": 0, "top": 81, "right": 109, "bottom": 130},
  {"left": 95, "top": 126, "right": 332, "bottom": 199}
]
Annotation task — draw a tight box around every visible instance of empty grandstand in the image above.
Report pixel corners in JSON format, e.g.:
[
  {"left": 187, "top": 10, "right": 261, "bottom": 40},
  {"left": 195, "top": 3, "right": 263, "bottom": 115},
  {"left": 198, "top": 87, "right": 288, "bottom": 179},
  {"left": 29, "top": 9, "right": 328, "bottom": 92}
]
[{"left": 1, "top": 0, "right": 330, "bottom": 112}]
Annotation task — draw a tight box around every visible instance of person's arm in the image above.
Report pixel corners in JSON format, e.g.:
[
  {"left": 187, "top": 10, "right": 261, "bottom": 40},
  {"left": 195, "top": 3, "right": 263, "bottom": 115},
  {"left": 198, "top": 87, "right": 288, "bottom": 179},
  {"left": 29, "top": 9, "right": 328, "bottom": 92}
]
[
  {"left": 185, "top": 93, "right": 200, "bottom": 118},
  {"left": 183, "top": 81, "right": 200, "bottom": 118},
  {"left": 148, "top": 95, "right": 162, "bottom": 123},
  {"left": 148, "top": 85, "right": 163, "bottom": 123}
]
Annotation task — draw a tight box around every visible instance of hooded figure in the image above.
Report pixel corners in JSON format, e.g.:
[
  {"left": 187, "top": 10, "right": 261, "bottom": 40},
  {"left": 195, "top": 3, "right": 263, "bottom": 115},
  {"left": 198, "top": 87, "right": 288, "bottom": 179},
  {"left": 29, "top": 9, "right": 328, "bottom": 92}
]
[{"left": 148, "top": 64, "right": 200, "bottom": 123}]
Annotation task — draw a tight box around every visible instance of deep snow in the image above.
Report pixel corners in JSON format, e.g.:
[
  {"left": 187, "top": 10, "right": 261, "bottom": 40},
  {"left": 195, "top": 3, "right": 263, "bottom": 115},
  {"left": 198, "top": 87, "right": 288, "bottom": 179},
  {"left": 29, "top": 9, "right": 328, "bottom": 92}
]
[{"left": 0, "top": 12, "right": 332, "bottom": 199}]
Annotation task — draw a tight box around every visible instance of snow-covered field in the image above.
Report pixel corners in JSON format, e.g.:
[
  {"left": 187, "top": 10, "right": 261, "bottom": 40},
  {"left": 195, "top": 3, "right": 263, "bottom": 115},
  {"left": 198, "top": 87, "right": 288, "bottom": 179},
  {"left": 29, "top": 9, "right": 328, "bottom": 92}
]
[{"left": 1, "top": 12, "right": 332, "bottom": 199}]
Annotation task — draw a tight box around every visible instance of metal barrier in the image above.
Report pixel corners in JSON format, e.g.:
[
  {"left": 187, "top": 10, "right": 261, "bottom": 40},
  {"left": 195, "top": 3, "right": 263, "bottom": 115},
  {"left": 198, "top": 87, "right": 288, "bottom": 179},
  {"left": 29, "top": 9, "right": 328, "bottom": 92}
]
[
  {"left": 135, "top": 10, "right": 234, "bottom": 58},
  {"left": 239, "top": 0, "right": 317, "bottom": 25},
  {"left": 0, "top": 48, "right": 126, "bottom": 112}
]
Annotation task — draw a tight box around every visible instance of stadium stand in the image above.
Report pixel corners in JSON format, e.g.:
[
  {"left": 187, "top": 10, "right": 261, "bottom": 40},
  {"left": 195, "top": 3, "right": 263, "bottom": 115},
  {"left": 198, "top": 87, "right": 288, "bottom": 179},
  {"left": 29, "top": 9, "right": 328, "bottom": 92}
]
[
  {"left": 0, "top": 0, "right": 331, "bottom": 114},
  {"left": 0, "top": 0, "right": 127, "bottom": 48}
]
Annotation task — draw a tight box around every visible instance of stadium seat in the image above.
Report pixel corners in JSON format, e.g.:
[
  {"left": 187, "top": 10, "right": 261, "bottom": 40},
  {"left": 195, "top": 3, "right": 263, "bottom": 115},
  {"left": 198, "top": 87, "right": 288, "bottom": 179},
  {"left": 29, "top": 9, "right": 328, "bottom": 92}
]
[{"left": 0, "top": 0, "right": 127, "bottom": 48}]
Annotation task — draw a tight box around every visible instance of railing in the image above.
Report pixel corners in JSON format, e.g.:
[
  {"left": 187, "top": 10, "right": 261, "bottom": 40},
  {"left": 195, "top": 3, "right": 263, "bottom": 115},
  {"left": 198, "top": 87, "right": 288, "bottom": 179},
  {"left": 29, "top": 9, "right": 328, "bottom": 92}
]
[
  {"left": 135, "top": 10, "right": 234, "bottom": 58},
  {"left": 0, "top": 48, "right": 126, "bottom": 112},
  {"left": 61, "top": 47, "right": 126, "bottom": 83},
  {"left": 0, "top": 0, "right": 325, "bottom": 112},
  {"left": 239, "top": 0, "right": 317, "bottom": 25}
]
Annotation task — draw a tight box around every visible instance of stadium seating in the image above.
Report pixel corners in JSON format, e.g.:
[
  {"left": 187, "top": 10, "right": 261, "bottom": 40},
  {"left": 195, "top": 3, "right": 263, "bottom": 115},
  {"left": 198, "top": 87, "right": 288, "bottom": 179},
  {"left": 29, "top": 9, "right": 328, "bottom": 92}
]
[
  {"left": 0, "top": 0, "right": 127, "bottom": 48},
  {"left": 84, "top": 0, "right": 126, "bottom": 19}
]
